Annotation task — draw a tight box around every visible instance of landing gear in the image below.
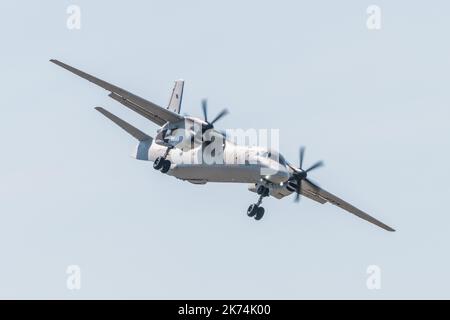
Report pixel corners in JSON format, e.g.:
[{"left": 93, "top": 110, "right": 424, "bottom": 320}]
[
  {"left": 153, "top": 147, "right": 172, "bottom": 173},
  {"left": 255, "top": 207, "right": 265, "bottom": 220},
  {"left": 153, "top": 156, "right": 164, "bottom": 170},
  {"left": 161, "top": 160, "right": 171, "bottom": 173},
  {"left": 247, "top": 186, "right": 269, "bottom": 221},
  {"left": 257, "top": 185, "right": 269, "bottom": 196},
  {"left": 247, "top": 204, "right": 258, "bottom": 217},
  {"left": 154, "top": 157, "right": 171, "bottom": 173}
]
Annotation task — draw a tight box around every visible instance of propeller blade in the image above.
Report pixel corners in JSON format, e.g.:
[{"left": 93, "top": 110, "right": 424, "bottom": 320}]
[
  {"left": 305, "top": 160, "right": 324, "bottom": 173},
  {"left": 201, "top": 99, "right": 208, "bottom": 122},
  {"left": 210, "top": 108, "right": 229, "bottom": 125},
  {"left": 293, "top": 146, "right": 323, "bottom": 203},
  {"left": 294, "top": 180, "right": 302, "bottom": 202},
  {"left": 299, "top": 147, "right": 305, "bottom": 169}
]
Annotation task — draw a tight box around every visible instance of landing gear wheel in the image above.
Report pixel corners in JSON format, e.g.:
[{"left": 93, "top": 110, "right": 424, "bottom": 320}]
[
  {"left": 153, "top": 156, "right": 164, "bottom": 170},
  {"left": 247, "top": 204, "right": 258, "bottom": 217},
  {"left": 254, "top": 207, "right": 265, "bottom": 220},
  {"left": 160, "top": 160, "right": 171, "bottom": 173}
]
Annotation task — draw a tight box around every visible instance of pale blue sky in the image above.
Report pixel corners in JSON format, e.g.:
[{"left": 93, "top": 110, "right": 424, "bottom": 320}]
[{"left": 1, "top": 0, "right": 449, "bottom": 299}]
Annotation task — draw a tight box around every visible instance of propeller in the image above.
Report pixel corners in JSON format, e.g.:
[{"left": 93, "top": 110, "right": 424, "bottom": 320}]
[
  {"left": 201, "top": 99, "right": 229, "bottom": 131},
  {"left": 291, "top": 147, "right": 324, "bottom": 202}
]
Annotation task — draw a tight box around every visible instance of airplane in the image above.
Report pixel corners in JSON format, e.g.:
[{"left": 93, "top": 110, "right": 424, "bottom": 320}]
[{"left": 50, "top": 59, "right": 395, "bottom": 232}]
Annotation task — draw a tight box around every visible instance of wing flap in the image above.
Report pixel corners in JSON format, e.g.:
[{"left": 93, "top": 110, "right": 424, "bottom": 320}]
[
  {"left": 108, "top": 92, "right": 166, "bottom": 126},
  {"left": 301, "top": 188, "right": 327, "bottom": 204}
]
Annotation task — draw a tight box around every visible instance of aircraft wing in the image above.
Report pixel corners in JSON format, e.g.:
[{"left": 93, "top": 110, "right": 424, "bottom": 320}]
[
  {"left": 301, "top": 180, "right": 395, "bottom": 232},
  {"left": 50, "top": 59, "right": 183, "bottom": 126}
]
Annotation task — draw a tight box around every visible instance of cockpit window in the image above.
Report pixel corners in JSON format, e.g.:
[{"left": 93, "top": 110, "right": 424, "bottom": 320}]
[{"left": 259, "top": 151, "right": 286, "bottom": 165}]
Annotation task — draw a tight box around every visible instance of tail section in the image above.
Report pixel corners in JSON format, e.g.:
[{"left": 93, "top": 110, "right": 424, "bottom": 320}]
[{"left": 167, "top": 80, "right": 184, "bottom": 114}]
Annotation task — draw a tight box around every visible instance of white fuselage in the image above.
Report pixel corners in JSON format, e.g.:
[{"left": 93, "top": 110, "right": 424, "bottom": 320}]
[{"left": 141, "top": 138, "right": 290, "bottom": 186}]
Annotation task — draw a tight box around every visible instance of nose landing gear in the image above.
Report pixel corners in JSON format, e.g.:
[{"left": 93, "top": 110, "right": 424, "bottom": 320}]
[{"left": 247, "top": 186, "right": 270, "bottom": 221}]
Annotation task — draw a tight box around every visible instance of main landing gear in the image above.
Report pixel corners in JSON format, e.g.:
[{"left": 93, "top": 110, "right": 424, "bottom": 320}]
[
  {"left": 247, "top": 185, "right": 270, "bottom": 221},
  {"left": 153, "top": 147, "right": 172, "bottom": 173}
]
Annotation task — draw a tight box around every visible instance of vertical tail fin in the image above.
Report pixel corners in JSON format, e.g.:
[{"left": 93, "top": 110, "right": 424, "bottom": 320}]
[{"left": 167, "top": 79, "right": 184, "bottom": 114}]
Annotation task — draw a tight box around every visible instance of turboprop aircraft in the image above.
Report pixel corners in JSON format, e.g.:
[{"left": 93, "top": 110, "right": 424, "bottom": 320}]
[{"left": 50, "top": 59, "right": 395, "bottom": 232}]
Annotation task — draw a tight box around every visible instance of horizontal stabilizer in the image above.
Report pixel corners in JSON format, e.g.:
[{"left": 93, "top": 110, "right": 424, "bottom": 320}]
[{"left": 95, "top": 107, "right": 152, "bottom": 142}]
